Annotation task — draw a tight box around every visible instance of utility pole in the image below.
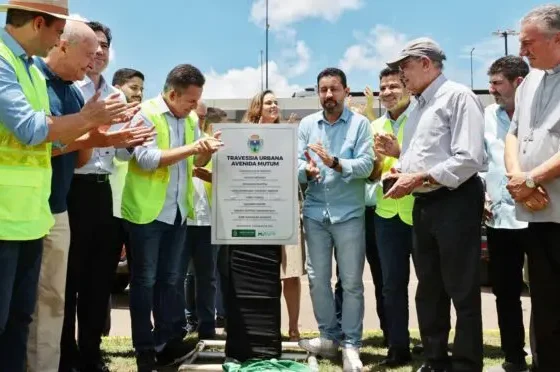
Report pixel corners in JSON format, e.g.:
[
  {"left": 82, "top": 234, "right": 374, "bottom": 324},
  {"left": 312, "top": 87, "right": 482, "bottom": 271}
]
[
  {"left": 260, "top": 50, "right": 264, "bottom": 92},
  {"left": 265, "top": 0, "right": 269, "bottom": 89},
  {"left": 470, "top": 47, "right": 475, "bottom": 90},
  {"left": 492, "top": 29, "right": 518, "bottom": 56}
]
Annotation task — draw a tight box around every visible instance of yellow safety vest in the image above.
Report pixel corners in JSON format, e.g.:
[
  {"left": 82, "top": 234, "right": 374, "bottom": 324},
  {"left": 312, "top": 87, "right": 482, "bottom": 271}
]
[
  {"left": 121, "top": 97, "right": 196, "bottom": 224},
  {"left": 373, "top": 116, "right": 414, "bottom": 226},
  {"left": 0, "top": 40, "right": 53, "bottom": 240}
]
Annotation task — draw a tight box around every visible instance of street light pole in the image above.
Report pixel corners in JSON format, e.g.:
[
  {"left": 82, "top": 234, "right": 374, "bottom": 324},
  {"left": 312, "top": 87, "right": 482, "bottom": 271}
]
[
  {"left": 492, "top": 29, "right": 518, "bottom": 56},
  {"left": 260, "top": 50, "right": 264, "bottom": 92},
  {"left": 470, "top": 47, "right": 475, "bottom": 90},
  {"left": 265, "top": 0, "right": 269, "bottom": 89}
]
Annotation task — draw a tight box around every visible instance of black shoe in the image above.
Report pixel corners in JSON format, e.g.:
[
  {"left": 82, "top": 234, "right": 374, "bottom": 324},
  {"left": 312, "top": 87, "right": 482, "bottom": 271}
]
[
  {"left": 136, "top": 350, "right": 157, "bottom": 372},
  {"left": 186, "top": 318, "right": 198, "bottom": 334},
  {"left": 156, "top": 339, "right": 196, "bottom": 367},
  {"left": 216, "top": 316, "right": 226, "bottom": 328},
  {"left": 81, "top": 361, "right": 110, "bottom": 372},
  {"left": 487, "top": 361, "right": 530, "bottom": 372},
  {"left": 412, "top": 343, "right": 424, "bottom": 354},
  {"left": 379, "top": 347, "right": 412, "bottom": 367}
]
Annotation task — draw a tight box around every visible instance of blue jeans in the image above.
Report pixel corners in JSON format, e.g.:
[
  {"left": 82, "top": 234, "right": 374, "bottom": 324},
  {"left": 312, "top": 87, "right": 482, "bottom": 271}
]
[
  {"left": 184, "top": 264, "right": 196, "bottom": 321},
  {"left": 374, "top": 214, "right": 412, "bottom": 350},
  {"left": 303, "top": 216, "right": 365, "bottom": 347},
  {"left": 125, "top": 218, "right": 187, "bottom": 351},
  {"left": 180, "top": 226, "right": 218, "bottom": 336},
  {"left": 0, "top": 239, "right": 43, "bottom": 372}
]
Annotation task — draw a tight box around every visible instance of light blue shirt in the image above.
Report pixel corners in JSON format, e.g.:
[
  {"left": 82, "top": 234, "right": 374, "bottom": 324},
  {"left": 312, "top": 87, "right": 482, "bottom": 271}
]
[
  {"left": 298, "top": 107, "right": 374, "bottom": 223},
  {"left": 483, "top": 104, "right": 527, "bottom": 229},
  {"left": 118, "top": 95, "right": 199, "bottom": 225},
  {"left": 74, "top": 75, "right": 127, "bottom": 174},
  {"left": 0, "top": 29, "right": 48, "bottom": 145}
]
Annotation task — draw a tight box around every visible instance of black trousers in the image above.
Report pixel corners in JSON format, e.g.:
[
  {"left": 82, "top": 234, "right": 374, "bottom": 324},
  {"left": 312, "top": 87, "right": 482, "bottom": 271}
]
[
  {"left": 61, "top": 176, "right": 123, "bottom": 368},
  {"left": 526, "top": 222, "right": 560, "bottom": 372},
  {"left": 412, "top": 176, "right": 484, "bottom": 372},
  {"left": 225, "top": 245, "right": 282, "bottom": 362},
  {"left": 334, "top": 206, "right": 386, "bottom": 339},
  {"left": 487, "top": 226, "right": 529, "bottom": 364}
]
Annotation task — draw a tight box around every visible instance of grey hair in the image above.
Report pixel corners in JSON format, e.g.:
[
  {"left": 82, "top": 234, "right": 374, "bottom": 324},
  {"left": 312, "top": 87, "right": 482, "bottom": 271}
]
[
  {"left": 432, "top": 59, "right": 444, "bottom": 70},
  {"left": 522, "top": 4, "right": 560, "bottom": 36}
]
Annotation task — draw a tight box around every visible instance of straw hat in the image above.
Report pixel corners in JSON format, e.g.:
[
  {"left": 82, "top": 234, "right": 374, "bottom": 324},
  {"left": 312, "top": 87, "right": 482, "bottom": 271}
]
[{"left": 0, "top": 0, "right": 79, "bottom": 20}]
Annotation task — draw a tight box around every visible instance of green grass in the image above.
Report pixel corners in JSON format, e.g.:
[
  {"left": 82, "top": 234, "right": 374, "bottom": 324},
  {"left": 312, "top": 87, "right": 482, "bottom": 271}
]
[{"left": 101, "top": 330, "right": 527, "bottom": 371}]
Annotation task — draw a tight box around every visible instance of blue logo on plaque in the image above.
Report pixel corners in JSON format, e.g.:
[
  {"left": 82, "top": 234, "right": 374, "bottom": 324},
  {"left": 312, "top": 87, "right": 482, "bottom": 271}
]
[{"left": 248, "top": 134, "right": 263, "bottom": 153}]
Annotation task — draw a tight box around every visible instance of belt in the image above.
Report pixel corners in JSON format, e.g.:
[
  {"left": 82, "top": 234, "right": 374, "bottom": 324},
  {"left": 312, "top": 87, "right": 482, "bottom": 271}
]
[
  {"left": 73, "top": 173, "right": 110, "bottom": 183},
  {"left": 413, "top": 175, "right": 480, "bottom": 200}
]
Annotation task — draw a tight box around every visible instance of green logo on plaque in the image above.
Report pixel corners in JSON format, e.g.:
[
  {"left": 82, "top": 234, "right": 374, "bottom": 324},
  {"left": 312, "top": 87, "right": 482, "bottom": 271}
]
[
  {"left": 232, "top": 229, "right": 256, "bottom": 238},
  {"left": 248, "top": 134, "right": 263, "bottom": 153}
]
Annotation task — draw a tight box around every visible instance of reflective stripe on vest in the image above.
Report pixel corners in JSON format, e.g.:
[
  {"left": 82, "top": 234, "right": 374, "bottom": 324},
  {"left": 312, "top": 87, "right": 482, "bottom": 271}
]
[
  {"left": 121, "top": 97, "right": 196, "bottom": 224},
  {"left": 0, "top": 40, "right": 53, "bottom": 240},
  {"left": 373, "top": 116, "right": 414, "bottom": 226}
]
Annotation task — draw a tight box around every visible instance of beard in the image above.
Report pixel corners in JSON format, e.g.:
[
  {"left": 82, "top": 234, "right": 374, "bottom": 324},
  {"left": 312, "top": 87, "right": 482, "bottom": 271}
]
[{"left": 322, "top": 99, "right": 340, "bottom": 113}]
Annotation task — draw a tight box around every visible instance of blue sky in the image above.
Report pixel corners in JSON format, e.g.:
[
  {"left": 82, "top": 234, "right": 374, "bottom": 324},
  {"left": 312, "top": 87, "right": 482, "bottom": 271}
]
[{"left": 66, "top": 0, "right": 545, "bottom": 99}]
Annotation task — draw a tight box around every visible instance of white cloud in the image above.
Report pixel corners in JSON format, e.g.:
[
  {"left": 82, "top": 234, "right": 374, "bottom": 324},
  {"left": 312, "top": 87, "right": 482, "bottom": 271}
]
[
  {"left": 281, "top": 40, "right": 311, "bottom": 77},
  {"left": 202, "top": 61, "right": 302, "bottom": 99},
  {"left": 339, "top": 25, "right": 409, "bottom": 73},
  {"left": 250, "top": 0, "right": 364, "bottom": 29}
]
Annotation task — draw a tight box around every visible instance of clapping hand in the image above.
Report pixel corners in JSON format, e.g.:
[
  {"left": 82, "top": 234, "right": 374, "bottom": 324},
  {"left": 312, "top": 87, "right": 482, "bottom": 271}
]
[
  {"left": 81, "top": 91, "right": 141, "bottom": 127},
  {"left": 193, "top": 167, "right": 213, "bottom": 183},
  {"left": 307, "top": 141, "right": 334, "bottom": 168},
  {"left": 374, "top": 133, "right": 400, "bottom": 158},
  {"left": 383, "top": 170, "right": 422, "bottom": 199},
  {"left": 90, "top": 120, "right": 155, "bottom": 148},
  {"left": 304, "top": 150, "right": 320, "bottom": 181},
  {"left": 194, "top": 131, "right": 223, "bottom": 154}
]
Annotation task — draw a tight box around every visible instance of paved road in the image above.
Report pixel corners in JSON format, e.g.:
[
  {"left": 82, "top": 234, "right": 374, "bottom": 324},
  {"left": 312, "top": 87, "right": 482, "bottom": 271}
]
[{"left": 108, "top": 263, "right": 532, "bottom": 337}]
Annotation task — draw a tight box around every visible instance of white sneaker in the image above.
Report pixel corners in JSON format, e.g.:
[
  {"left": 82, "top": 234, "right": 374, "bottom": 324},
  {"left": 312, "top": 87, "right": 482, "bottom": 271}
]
[
  {"left": 298, "top": 337, "right": 339, "bottom": 358},
  {"left": 342, "top": 347, "right": 363, "bottom": 372}
]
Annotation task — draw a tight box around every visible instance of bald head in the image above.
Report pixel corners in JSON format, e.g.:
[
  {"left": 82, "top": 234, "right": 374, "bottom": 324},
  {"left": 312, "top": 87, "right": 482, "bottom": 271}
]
[
  {"left": 46, "top": 20, "right": 98, "bottom": 82},
  {"left": 61, "top": 20, "right": 98, "bottom": 46}
]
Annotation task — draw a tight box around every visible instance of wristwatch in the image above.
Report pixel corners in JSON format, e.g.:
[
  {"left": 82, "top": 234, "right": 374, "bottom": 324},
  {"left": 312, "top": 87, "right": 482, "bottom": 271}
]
[
  {"left": 525, "top": 173, "right": 536, "bottom": 189},
  {"left": 329, "top": 156, "right": 339, "bottom": 169}
]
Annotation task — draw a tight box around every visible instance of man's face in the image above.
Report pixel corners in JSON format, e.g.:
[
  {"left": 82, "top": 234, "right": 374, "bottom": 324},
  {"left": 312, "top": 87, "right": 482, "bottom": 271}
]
[
  {"left": 519, "top": 22, "right": 560, "bottom": 70},
  {"left": 318, "top": 76, "right": 348, "bottom": 114},
  {"left": 63, "top": 35, "right": 97, "bottom": 81},
  {"left": 35, "top": 17, "right": 66, "bottom": 57},
  {"left": 91, "top": 30, "right": 110, "bottom": 74},
  {"left": 379, "top": 74, "right": 409, "bottom": 111},
  {"left": 398, "top": 57, "right": 429, "bottom": 95},
  {"left": 117, "top": 76, "right": 144, "bottom": 103},
  {"left": 489, "top": 73, "right": 519, "bottom": 109},
  {"left": 167, "top": 85, "right": 203, "bottom": 118}
]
